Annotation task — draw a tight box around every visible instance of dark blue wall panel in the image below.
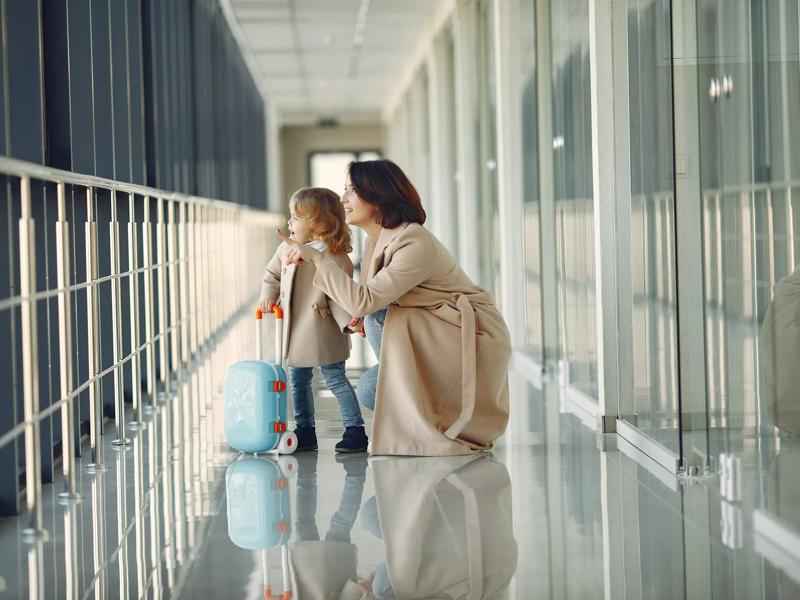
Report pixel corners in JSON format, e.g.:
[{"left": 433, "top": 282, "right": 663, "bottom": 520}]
[{"left": 0, "top": 0, "right": 270, "bottom": 515}]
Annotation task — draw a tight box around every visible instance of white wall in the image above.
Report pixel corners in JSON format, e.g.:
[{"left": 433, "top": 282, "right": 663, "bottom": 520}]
[{"left": 280, "top": 124, "right": 385, "bottom": 215}]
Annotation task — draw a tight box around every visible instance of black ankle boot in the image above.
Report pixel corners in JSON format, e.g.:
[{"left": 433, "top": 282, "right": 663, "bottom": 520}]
[
  {"left": 335, "top": 426, "right": 368, "bottom": 453},
  {"left": 293, "top": 426, "right": 318, "bottom": 452}
]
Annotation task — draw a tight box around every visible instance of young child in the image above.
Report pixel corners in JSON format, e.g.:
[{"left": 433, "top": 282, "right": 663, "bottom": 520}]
[{"left": 258, "top": 188, "right": 368, "bottom": 453}]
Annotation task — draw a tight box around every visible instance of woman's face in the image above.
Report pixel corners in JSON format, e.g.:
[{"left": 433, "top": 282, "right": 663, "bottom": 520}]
[{"left": 341, "top": 175, "right": 378, "bottom": 229}]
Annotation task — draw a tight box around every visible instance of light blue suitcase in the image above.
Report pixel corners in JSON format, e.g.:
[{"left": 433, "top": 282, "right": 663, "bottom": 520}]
[
  {"left": 225, "top": 454, "right": 297, "bottom": 599},
  {"left": 224, "top": 307, "right": 297, "bottom": 454}
]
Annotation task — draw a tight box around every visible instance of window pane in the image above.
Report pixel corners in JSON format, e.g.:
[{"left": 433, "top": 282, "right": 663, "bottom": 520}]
[
  {"left": 309, "top": 152, "right": 356, "bottom": 191},
  {"left": 551, "top": 0, "right": 597, "bottom": 401},
  {"left": 626, "top": 0, "right": 680, "bottom": 452}
]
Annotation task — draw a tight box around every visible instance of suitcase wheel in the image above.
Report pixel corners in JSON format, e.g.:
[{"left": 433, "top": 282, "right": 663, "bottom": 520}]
[{"left": 276, "top": 431, "right": 298, "bottom": 455}]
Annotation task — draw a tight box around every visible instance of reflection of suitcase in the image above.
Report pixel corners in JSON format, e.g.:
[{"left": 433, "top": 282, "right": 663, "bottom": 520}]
[
  {"left": 224, "top": 307, "right": 297, "bottom": 454},
  {"left": 226, "top": 455, "right": 297, "bottom": 599}
]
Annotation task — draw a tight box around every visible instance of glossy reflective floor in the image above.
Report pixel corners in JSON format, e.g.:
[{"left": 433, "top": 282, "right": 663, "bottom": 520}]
[{"left": 1, "top": 312, "right": 799, "bottom": 599}]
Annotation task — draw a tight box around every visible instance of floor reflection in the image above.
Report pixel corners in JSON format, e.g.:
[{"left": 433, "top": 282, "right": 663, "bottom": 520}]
[{"left": 221, "top": 452, "right": 517, "bottom": 599}]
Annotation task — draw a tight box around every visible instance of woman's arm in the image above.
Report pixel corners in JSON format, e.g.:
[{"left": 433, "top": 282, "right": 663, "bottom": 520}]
[
  {"left": 312, "top": 235, "right": 435, "bottom": 317},
  {"left": 327, "top": 252, "right": 358, "bottom": 333}
]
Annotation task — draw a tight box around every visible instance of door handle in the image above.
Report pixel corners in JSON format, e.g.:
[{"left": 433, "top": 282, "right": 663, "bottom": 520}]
[
  {"left": 709, "top": 77, "right": 720, "bottom": 102},
  {"left": 722, "top": 74, "right": 733, "bottom": 97}
]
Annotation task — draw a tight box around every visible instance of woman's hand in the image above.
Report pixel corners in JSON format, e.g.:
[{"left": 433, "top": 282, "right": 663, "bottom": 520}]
[
  {"left": 348, "top": 316, "right": 366, "bottom": 337},
  {"left": 275, "top": 228, "right": 322, "bottom": 265}
]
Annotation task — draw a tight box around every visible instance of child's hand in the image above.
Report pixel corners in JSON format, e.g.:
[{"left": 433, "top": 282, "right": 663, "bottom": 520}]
[
  {"left": 276, "top": 228, "right": 322, "bottom": 265},
  {"left": 258, "top": 297, "right": 276, "bottom": 314},
  {"left": 348, "top": 317, "right": 366, "bottom": 337}
]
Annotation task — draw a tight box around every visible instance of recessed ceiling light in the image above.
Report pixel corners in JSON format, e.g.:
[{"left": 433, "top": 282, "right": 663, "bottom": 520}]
[{"left": 321, "top": 34, "right": 333, "bottom": 46}]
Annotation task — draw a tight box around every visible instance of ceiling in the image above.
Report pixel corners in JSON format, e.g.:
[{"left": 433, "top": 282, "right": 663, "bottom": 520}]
[{"left": 230, "top": 0, "right": 444, "bottom": 126}]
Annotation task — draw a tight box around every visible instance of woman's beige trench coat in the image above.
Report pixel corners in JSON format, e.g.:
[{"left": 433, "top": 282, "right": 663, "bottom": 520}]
[
  {"left": 311, "top": 222, "right": 511, "bottom": 456},
  {"left": 261, "top": 243, "right": 354, "bottom": 368}
]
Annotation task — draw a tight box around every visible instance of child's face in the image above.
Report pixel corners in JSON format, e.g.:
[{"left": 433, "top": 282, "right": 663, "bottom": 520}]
[
  {"left": 287, "top": 204, "right": 313, "bottom": 244},
  {"left": 342, "top": 176, "right": 378, "bottom": 228}
]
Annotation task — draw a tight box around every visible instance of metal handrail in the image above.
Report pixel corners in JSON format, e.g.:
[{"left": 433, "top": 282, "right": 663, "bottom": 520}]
[
  {"left": 0, "top": 155, "right": 283, "bottom": 540},
  {"left": 0, "top": 155, "right": 270, "bottom": 213}
]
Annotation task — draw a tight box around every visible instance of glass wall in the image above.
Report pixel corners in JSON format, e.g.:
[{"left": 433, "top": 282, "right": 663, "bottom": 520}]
[
  {"left": 626, "top": 0, "right": 680, "bottom": 452},
  {"left": 519, "top": 0, "right": 544, "bottom": 359},
  {"left": 550, "top": 0, "right": 598, "bottom": 401},
  {"left": 383, "top": 0, "right": 800, "bottom": 483},
  {"left": 679, "top": 0, "right": 800, "bottom": 470},
  {"left": 477, "top": 0, "right": 500, "bottom": 298},
  {"left": 443, "top": 27, "right": 461, "bottom": 260}
]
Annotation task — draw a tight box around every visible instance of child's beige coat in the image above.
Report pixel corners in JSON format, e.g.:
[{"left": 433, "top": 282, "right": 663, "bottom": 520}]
[{"left": 261, "top": 242, "right": 354, "bottom": 368}]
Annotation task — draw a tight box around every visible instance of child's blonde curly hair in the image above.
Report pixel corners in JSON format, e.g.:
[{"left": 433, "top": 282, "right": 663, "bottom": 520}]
[{"left": 290, "top": 187, "right": 352, "bottom": 255}]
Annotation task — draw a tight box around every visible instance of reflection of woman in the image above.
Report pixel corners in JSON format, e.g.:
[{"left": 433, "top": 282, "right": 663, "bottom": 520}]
[
  {"left": 760, "top": 265, "right": 800, "bottom": 435},
  {"left": 277, "top": 160, "right": 511, "bottom": 456},
  {"left": 360, "top": 454, "right": 518, "bottom": 598}
]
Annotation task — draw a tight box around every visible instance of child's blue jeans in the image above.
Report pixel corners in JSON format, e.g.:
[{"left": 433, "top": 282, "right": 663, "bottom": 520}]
[{"left": 289, "top": 362, "right": 364, "bottom": 428}]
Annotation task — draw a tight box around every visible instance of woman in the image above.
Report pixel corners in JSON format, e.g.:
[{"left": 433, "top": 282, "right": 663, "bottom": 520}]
[{"left": 276, "top": 159, "right": 511, "bottom": 456}]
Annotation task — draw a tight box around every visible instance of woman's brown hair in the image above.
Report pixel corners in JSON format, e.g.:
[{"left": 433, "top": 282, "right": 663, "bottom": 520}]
[
  {"left": 347, "top": 159, "right": 426, "bottom": 228},
  {"left": 290, "top": 187, "right": 353, "bottom": 255}
]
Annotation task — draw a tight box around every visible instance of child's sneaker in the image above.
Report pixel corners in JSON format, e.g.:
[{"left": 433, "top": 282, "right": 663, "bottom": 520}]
[
  {"left": 335, "top": 426, "right": 368, "bottom": 453},
  {"left": 293, "top": 426, "right": 318, "bottom": 451}
]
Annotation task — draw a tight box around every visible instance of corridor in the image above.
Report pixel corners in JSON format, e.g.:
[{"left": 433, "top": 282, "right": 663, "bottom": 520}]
[{"left": 1, "top": 0, "right": 800, "bottom": 597}]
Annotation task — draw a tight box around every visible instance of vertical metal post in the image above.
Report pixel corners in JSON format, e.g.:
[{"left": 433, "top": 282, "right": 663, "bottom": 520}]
[
  {"left": 588, "top": 0, "right": 634, "bottom": 429},
  {"left": 142, "top": 197, "right": 157, "bottom": 409},
  {"left": 200, "top": 205, "right": 210, "bottom": 346},
  {"left": 535, "top": 0, "right": 559, "bottom": 366},
  {"left": 55, "top": 182, "right": 80, "bottom": 502},
  {"left": 110, "top": 190, "right": 130, "bottom": 446},
  {"left": 19, "top": 176, "right": 46, "bottom": 541},
  {"left": 452, "top": 1, "right": 481, "bottom": 283},
  {"left": 167, "top": 200, "right": 180, "bottom": 381},
  {"left": 210, "top": 208, "right": 219, "bottom": 338},
  {"left": 85, "top": 188, "right": 105, "bottom": 473},
  {"left": 787, "top": 186, "right": 795, "bottom": 272},
  {"left": 128, "top": 193, "right": 144, "bottom": 429},
  {"left": 156, "top": 197, "right": 170, "bottom": 398},
  {"left": 178, "top": 201, "right": 190, "bottom": 364},
  {"left": 673, "top": 0, "right": 711, "bottom": 468},
  {"left": 492, "top": 0, "right": 526, "bottom": 347},
  {"left": 187, "top": 203, "right": 198, "bottom": 356}
]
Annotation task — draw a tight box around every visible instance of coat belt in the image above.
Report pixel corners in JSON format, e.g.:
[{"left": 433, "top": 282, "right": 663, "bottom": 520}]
[{"left": 443, "top": 293, "right": 479, "bottom": 442}]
